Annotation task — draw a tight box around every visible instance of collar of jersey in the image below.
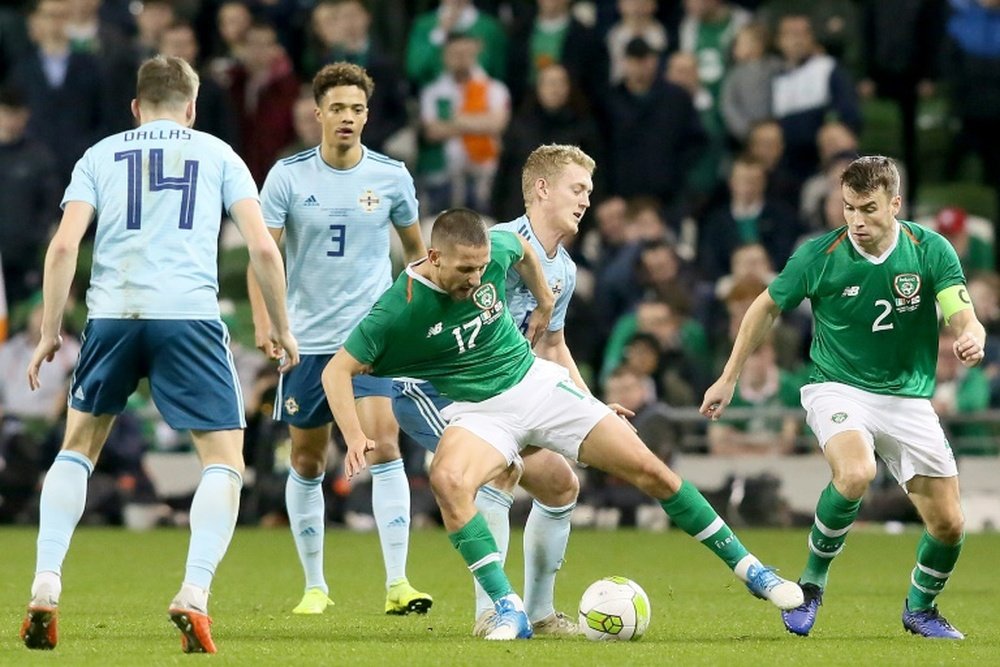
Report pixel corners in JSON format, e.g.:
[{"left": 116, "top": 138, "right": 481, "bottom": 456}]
[
  {"left": 847, "top": 220, "right": 900, "bottom": 265},
  {"left": 405, "top": 259, "right": 447, "bottom": 293},
  {"left": 318, "top": 145, "right": 366, "bottom": 173}
]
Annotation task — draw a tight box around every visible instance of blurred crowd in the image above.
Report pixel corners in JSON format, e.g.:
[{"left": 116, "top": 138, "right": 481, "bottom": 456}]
[{"left": 2, "top": 0, "right": 1000, "bottom": 529}]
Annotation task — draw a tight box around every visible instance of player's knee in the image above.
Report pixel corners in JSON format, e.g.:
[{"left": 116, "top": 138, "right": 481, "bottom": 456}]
[
  {"left": 533, "top": 468, "right": 580, "bottom": 507},
  {"left": 367, "top": 436, "right": 401, "bottom": 463},
  {"left": 832, "top": 463, "right": 876, "bottom": 499},
  {"left": 289, "top": 447, "right": 325, "bottom": 478},
  {"left": 929, "top": 513, "right": 965, "bottom": 545},
  {"left": 429, "top": 462, "right": 473, "bottom": 503}
]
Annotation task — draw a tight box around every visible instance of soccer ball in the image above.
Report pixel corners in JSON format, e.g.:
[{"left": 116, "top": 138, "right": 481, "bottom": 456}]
[{"left": 578, "top": 576, "right": 651, "bottom": 641}]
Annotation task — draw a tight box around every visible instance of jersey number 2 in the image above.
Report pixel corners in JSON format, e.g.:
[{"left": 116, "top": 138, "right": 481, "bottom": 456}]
[
  {"left": 872, "top": 299, "right": 894, "bottom": 332},
  {"left": 114, "top": 148, "right": 199, "bottom": 230}
]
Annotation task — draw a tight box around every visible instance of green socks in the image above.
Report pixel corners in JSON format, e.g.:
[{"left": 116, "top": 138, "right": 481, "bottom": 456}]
[
  {"left": 907, "top": 530, "right": 963, "bottom": 611},
  {"left": 448, "top": 512, "right": 512, "bottom": 602},
  {"left": 801, "top": 482, "right": 862, "bottom": 588},
  {"left": 660, "top": 480, "right": 750, "bottom": 569}
]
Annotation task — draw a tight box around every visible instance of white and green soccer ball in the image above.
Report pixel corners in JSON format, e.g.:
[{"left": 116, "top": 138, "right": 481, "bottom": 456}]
[{"left": 578, "top": 576, "right": 651, "bottom": 641}]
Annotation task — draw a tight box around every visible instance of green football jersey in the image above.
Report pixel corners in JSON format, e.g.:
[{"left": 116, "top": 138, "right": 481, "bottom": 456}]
[
  {"left": 344, "top": 229, "right": 534, "bottom": 402},
  {"left": 769, "top": 221, "right": 966, "bottom": 398}
]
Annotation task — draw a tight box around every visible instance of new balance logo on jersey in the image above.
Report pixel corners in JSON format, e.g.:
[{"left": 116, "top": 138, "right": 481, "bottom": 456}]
[
  {"left": 842, "top": 286, "right": 860, "bottom": 297},
  {"left": 73, "top": 386, "right": 85, "bottom": 401},
  {"left": 427, "top": 322, "right": 443, "bottom": 337},
  {"left": 303, "top": 195, "right": 319, "bottom": 206}
]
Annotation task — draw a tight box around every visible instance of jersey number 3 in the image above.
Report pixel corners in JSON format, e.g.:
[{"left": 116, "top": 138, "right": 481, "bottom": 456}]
[{"left": 114, "top": 148, "right": 199, "bottom": 230}]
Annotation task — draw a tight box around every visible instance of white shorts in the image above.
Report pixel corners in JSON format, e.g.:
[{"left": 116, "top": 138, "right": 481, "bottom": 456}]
[
  {"left": 439, "top": 357, "right": 612, "bottom": 465},
  {"left": 800, "top": 382, "right": 958, "bottom": 487}
]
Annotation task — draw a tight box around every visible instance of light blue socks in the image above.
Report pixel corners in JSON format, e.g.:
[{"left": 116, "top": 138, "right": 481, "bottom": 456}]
[
  {"left": 286, "top": 468, "right": 328, "bottom": 593},
  {"left": 370, "top": 458, "right": 410, "bottom": 587},
  {"left": 36, "top": 451, "right": 93, "bottom": 577},
  {"left": 184, "top": 464, "right": 242, "bottom": 592},
  {"left": 524, "top": 500, "right": 575, "bottom": 623}
]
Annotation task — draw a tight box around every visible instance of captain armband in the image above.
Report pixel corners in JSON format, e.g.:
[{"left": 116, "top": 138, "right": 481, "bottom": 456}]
[{"left": 937, "top": 284, "right": 973, "bottom": 324}]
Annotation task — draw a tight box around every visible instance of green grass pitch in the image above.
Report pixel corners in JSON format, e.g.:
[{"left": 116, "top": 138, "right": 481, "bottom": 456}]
[{"left": 2, "top": 527, "right": 997, "bottom": 665}]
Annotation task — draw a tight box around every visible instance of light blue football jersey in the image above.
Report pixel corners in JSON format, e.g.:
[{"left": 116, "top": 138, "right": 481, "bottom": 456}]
[
  {"left": 63, "top": 119, "right": 258, "bottom": 320},
  {"left": 492, "top": 215, "right": 576, "bottom": 334},
  {"left": 261, "top": 145, "right": 419, "bottom": 354}
]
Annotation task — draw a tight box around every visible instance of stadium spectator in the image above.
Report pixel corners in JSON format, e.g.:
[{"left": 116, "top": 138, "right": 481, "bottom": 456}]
[
  {"left": 720, "top": 22, "right": 780, "bottom": 143},
  {"left": 771, "top": 14, "right": 862, "bottom": 178},
  {"left": 491, "top": 63, "right": 603, "bottom": 221},
  {"left": 746, "top": 119, "right": 800, "bottom": 210},
  {"left": 933, "top": 328, "right": 991, "bottom": 450},
  {"left": 132, "top": 0, "right": 176, "bottom": 61},
  {"left": 279, "top": 93, "right": 323, "bottom": 158},
  {"left": 159, "top": 21, "right": 239, "bottom": 149},
  {"left": 934, "top": 206, "right": 995, "bottom": 274},
  {"left": 405, "top": 0, "right": 506, "bottom": 89},
  {"left": 204, "top": 0, "right": 253, "bottom": 88},
  {"left": 859, "top": 0, "right": 946, "bottom": 200},
  {"left": 706, "top": 336, "right": 802, "bottom": 457},
  {"left": 226, "top": 21, "right": 299, "bottom": 185},
  {"left": 666, "top": 50, "right": 725, "bottom": 203},
  {"left": 0, "top": 6, "right": 30, "bottom": 83},
  {"left": 0, "top": 86, "right": 62, "bottom": 304},
  {"left": 300, "top": 0, "right": 408, "bottom": 154},
  {"left": 603, "top": 37, "right": 706, "bottom": 209},
  {"left": 678, "top": 0, "right": 751, "bottom": 112},
  {"left": 418, "top": 32, "right": 510, "bottom": 215},
  {"left": 942, "top": 0, "right": 1000, "bottom": 265},
  {"left": 505, "top": 0, "right": 609, "bottom": 109},
  {"left": 7, "top": 0, "right": 107, "bottom": 186},
  {"left": 606, "top": 0, "right": 668, "bottom": 84},
  {"left": 697, "top": 155, "right": 802, "bottom": 282},
  {"left": 798, "top": 123, "right": 858, "bottom": 229},
  {"left": 579, "top": 195, "right": 629, "bottom": 269}
]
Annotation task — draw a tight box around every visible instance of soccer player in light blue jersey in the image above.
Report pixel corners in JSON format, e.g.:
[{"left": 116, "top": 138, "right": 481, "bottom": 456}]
[
  {"left": 248, "top": 62, "right": 431, "bottom": 616},
  {"left": 20, "top": 56, "right": 298, "bottom": 654},
  {"left": 393, "top": 145, "right": 600, "bottom": 636}
]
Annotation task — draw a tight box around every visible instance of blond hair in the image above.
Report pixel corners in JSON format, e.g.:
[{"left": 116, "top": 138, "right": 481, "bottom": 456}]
[
  {"left": 136, "top": 55, "right": 199, "bottom": 109},
  {"left": 521, "top": 144, "right": 596, "bottom": 205}
]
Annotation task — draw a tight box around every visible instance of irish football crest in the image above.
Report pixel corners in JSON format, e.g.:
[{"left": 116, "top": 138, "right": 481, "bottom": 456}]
[
  {"left": 358, "top": 189, "right": 380, "bottom": 212},
  {"left": 472, "top": 283, "right": 498, "bottom": 310},
  {"left": 893, "top": 274, "right": 920, "bottom": 299}
]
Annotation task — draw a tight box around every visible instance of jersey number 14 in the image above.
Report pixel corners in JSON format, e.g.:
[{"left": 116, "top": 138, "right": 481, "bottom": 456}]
[{"left": 114, "top": 148, "right": 199, "bottom": 230}]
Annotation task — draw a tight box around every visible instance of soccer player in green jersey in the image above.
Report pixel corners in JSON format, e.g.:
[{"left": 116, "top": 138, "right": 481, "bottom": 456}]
[
  {"left": 702, "top": 156, "right": 986, "bottom": 640},
  {"left": 324, "top": 207, "right": 803, "bottom": 641}
]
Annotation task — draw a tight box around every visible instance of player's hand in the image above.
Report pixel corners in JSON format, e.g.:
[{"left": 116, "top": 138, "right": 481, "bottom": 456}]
[
  {"left": 700, "top": 379, "right": 737, "bottom": 421},
  {"left": 344, "top": 436, "right": 376, "bottom": 479},
  {"left": 607, "top": 402, "right": 637, "bottom": 432},
  {"left": 270, "top": 328, "right": 300, "bottom": 373},
  {"left": 27, "top": 335, "right": 63, "bottom": 391},
  {"left": 255, "top": 325, "right": 281, "bottom": 359},
  {"left": 953, "top": 332, "right": 985, "bottom": 368},
  {"left": 524, "top": 302, "right": 553, "bottom": 347}
]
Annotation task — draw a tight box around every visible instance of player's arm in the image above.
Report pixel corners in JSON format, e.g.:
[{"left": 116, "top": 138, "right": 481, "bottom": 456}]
[
  {"left": 321, "top": 348, "right": 375, "bottom": 478},
  {"left": 247, "top": 225, "right": 285, "bottom": 359},
  {"left": 939, "top": 285, "right": 986, "bottom": 368},
  {"left": 27, "top": 201, "right": 93, "bottom": 390},
  {"left": 231, "top": 198, "right": 298, "bottom": 372},
  {"left": 534, "top": 328, "right": 588, "bottom": 390},
  {"left": 510, "top": 235, "right": 555, "bottom": 346},
  {"left": 395, "top": 221, "right": 427, "bottom": 265},
  {"left": 700, "top": 289, "right": 782, "bottom": 420}
]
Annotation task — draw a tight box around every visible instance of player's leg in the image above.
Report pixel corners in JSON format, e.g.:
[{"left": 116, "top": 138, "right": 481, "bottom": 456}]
[
  {"left": 431, "top": 423, "right": 532, "bottom": 639},
  {"left": 286, "top": 424, "right": 335, "bottom": 612},
  {"left": 357, "top": 379, "right": 432, "bottom": 615},
  {"left": 274, "top": 355, "right": 335, "bottom": 613},
  {"left": 577, "top": 414, "right": 803, "bottom": 610},
  {"left": 517, "top": 449, "right": 580, "bottom": 635},
  {"left": 147, "top": 319, "right": 246, "bottom": 654},
  {"left": 471, "top": 461, "right": 520, "bottom": 628},
  {"left": 22, "top": 319, "right": 141, "bottom": 650},
  {"left": 902, "top": 475, "right": 965, "bottom": 639}
]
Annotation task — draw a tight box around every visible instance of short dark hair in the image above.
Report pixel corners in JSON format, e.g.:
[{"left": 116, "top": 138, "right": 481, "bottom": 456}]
[
  {"left": 840, "top": 155, "right": 900, "bottom": 197},
  {"left": 312, "top": 61, "right": 375, "bottom": 103},
  {"left": 430, "top": 208, "right": 489, "bottom": 249},
  {"left": 0, "top": 86, "right": 26, "bottom": 109},
  {"left": 136, "top": 55, "right": 199, "bottom": 108}
]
